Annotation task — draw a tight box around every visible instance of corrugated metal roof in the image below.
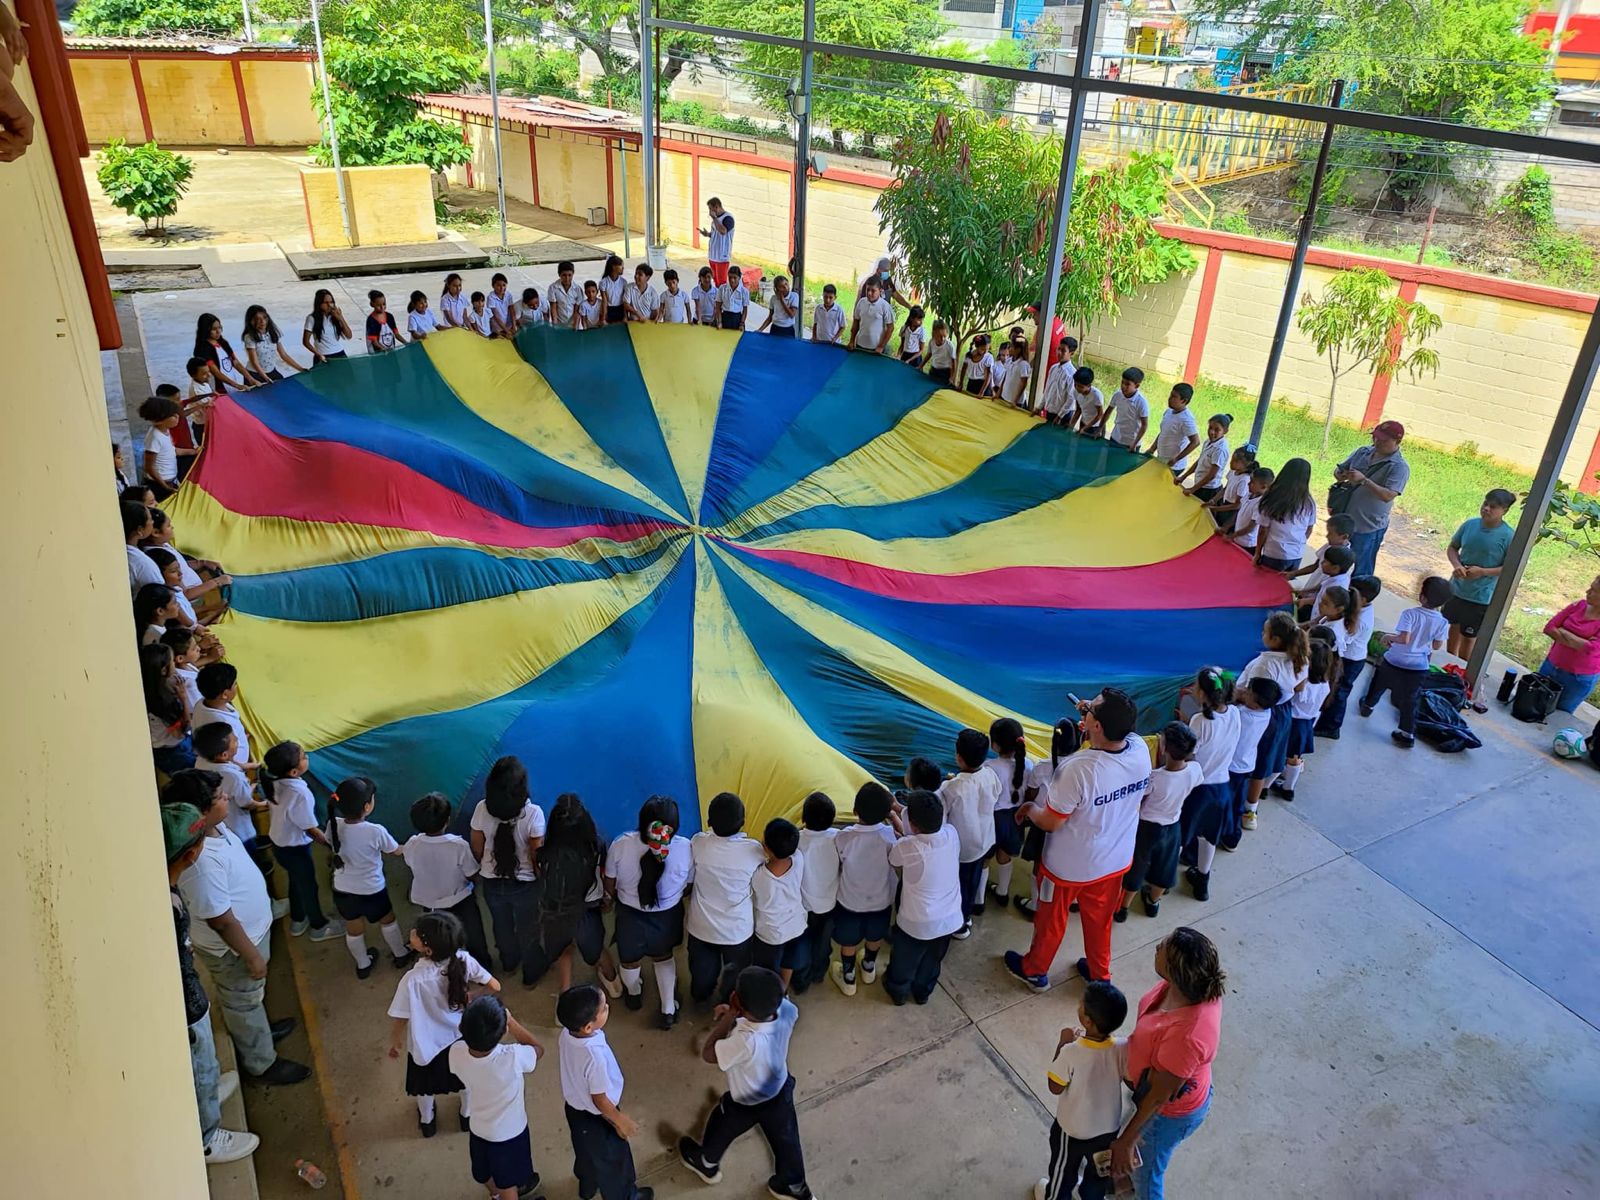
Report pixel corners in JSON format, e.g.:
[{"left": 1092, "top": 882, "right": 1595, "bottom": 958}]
[
  {"left": 64, "top": 35, "right": 313, "bottom": 57},
  {"left": 422, "top": 93, "right": 641, "bottom": 141}
]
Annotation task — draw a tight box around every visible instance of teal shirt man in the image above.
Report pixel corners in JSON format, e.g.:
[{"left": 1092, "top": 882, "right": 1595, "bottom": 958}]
[{"left": 1445, "top": 488, "right": 1516, "bottom": 660}]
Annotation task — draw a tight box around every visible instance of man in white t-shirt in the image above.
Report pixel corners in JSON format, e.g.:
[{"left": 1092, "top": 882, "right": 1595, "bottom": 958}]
[
  {"left": 849, "top": 279, "right": 895, "bottom": 354},
  {"left": 701, "top": 197, "right": 736, "bottom": 286},
  {"left": 173, "top": 771, "right": 311, "bottom": 1084},
  {"left": 1004, "top": 688, "right": 1149, "bottom": 992}
]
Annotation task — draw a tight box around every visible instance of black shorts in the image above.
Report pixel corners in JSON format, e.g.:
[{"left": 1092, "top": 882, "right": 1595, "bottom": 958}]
[
  {"left": 752, "top": 931, "right": 809, "bottom": 974},
  {"left": 900, "top": 352, "right": 923, "bottom": 367},
  {"left": 768, "top": 323, "right": 797, "bottom": 337},
  {"left": 720, "top": 312, "right": 743, "bottom": 330},
  {"left": 1442, "top": 594, "right": 1489, "bottom": 637},
  {"left": 991, "top": 808, "right": 1024, "bottom": 857},
  {"left": 831, "top": 904, "right": 891, "bottom": 946},
  {"left": 605, "top": 304, "right": 625, "bottom": 324},
  {"left": 1122, "top": 819, "right": 1182, "bottom": 892},
  {"left": 612, "top": 903, "right": 683, "bottom": 962},
  {"left": 540, "top": 904, "right": 606, "bottom": 966},
  {"left": 965, "top": 379, "right": 984, "bottom": 396},
  {"left": 468, "top": 1127, "right": 535, "bottom": 1188},
  {"left": 405, "top": 1046, "right": 464, "bottom": 1096},
  {"left": 928, "top": 365, "right": 952, "bottom": 385},
  {"left": 332, "top": 887, "right": 393, "bottom": 923}
]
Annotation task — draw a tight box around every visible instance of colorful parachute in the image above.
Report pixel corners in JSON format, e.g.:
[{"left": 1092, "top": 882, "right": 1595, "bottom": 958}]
[{"left": 169, "top": 325, "right": 1288, "bottom": 837}]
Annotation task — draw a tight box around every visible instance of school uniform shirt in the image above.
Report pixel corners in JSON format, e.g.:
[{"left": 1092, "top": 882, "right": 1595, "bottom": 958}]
[
  {"left": 175, "top": 662, "right": 203, "bottom": 714},
  {"left": 559, "top": 1028, "right": 625, "bottom": 1114},
  {"left": 267, "top": 777, "right": 317, "bottom": 848},
  {"left": 407, "top": 308, "right": 439, "bottom": 337},
  {"left": 515, "top": 301, "right": 546, "bottom": 329},
  {"left": 200, "top": 756, "right": 256, "bottom": 844},
  {"left": 767, "top": 290, "right": 800, "bottom": 330},
  {"left": 958, "top": 353, "right": 993, "bottom": 390},
  {"left": 1290, "top": 679, "right": 1331, "bottom": 721},
  {"left": 691, "top": 284, "right": 719, "bottom": 324},
  {"left": 1228, "top": 705, "right": 1274, "bottom": 774},
  {"left": 303, "top": 314, "right": 346, "bottom": 357},
  {"left": 365, "top": 312, "right": 400, "bottom": 350},
  {"left": 464, "top": 307, "right": 494, "bottom": 337},
  {"left": 685, "top": 832, "right": 767, "bottom": 944},
  {"left": 470, "top": 800, "right": 545, "bottom": 882},
  {"left": 1233, "top": 494, "right": 1264, "bottom": 549},
  {"left": 1323, "top": 608, "right": 1371, "bottom": 663},
  {"left": 193, "top": 699, "right": 250, "bottom": 765},
  {"left": 1239, "top": 649, "right": 1308, "bottom": 700},
  {"left": 180, "top": 826, "right": 274, "bottom": 956},
  {"left": 899, "top": 324, "right": 926, "bottom": 358},
  {"left": 598, "top": 276, "right": 628, "bottom": 308},
  {"left": 447, "top": 1042, "right": 537, "bottom": 1142},
  {"left": 1188, "top": 706, "right": 1243, "bottom": 786},
  {"left": 1192, "top": 436, "right": 1230, "bottom": 489},
  {"left": 128, "top": 543, "right": 165, "bottom": 594},
  {"left": 1073, "top": 385, "right": 1106, "bottom": 428},
  {"left": 887, "top": 824, "right": 963, "bottom": 940},
  {"left": 1154, "top": 408, "right": 1199, "bottom": 468},
  {"left": 605, "top": 830, "right": 693, "bottom": 911},
  {"left": 990, "top": 359, "right": 1010, "bottom": 397},
  {"left": 243, "top": 331, "right": 284, "bottom": 376},
  {"left": 1142, "top": 762, "right": 1204, "bottom": 826},
  {"left": 329, "top": 818, "right": 398, "bottom": 895},
  {"left": 439, "top": 292, "right": 470, "bottom": 327},
  {"left": 715, "top": 997, "right": 798, "bottom": 1105},
  {"left": 660, "top": 289, "right": 691, "bottom": 323},
  {"left": 852, "top": 295, "right": 894, "bottom": 350},
  {"left": 1050, "top": 1036, "right": 1130, "bottom": 1141},
  {"left": 403, "top": 833, "right": 480, "bottom": 909},
  {"left": 143, "top": 426, "right": 178, "bottom": 482},
  {"left": 751, "top": 858, "right": 808, "bottom": 946},
  {"left": 1000, "top": 358, "right": 1032, "bottom": 407},
  {"left": 171, "top": 546, "right": 203, "bottom": 591},
  {"left": 487, "top": 291, "right": 514, "bottom": 331},
  {"left": 1040, "top": 740, "right": 1150, "bottom": 883},
  {"left": 1258, "top": 499, "right": 1319, "bottom": 563},
  {"left": 1385, "top": 605, "right": 1450, "bottom": 670},
  {"left": 716, "top": 282, "right": 751, "bottom": 316},
  {"left": 1041, "top": 362, "right": 1072, "bottom": 415},
  {"left": 1109, "top": 390, "right": 1150, "bottom": 447},
  {"left": 576, "top": 297, "right": 604, "bottom": 328},
  {"left": 546, "top": 282, "right": 581, "bottom": 326},
  {"left": 796, "top": 827, "right": 840, "bottom": 914},
  {"left": 625, "top": 282, "right": 661, "bottom": 320},
  {"left": 1305, "top": 567, "right": 1353, "bottom": 612},
  {"left": 984, "top": 754, "right": 1034, "bottom": 811},
  {"left": 938, "top": 770, "right": 1003, "bottom": 863},
  {"left": 812, "top": 301, "right": 846, "bottom": 344},
  {"left": 1221, "top": 469, "right": 1251, "bottom": 506},
  {"left": 171, "top": 585, "right": 199, "bottom": 628},
  {"left": 707, "top": 212, "right": 735, "bottom": 262},
  {"left": 389, "top": 949, "right": 493, "bottom": 1063},
  {"left": 925, "top": 337, "right": 956, "bottom": 372},
  {"left": 834, "top": 822, "right": 898, "bottom": 912}
]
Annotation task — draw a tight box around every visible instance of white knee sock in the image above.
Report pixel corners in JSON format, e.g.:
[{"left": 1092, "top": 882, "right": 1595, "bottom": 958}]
[
  {"left": 620, "top": 964, "right": 643, "bottom": 995},
  {"left": 993, "top": 860, "right": 1014, "bottom": 896},
  {"left": 653, "top": 958, "right": 678, "bottom": 1013},
  {"left": 1195, "top": 839, "right": 1217, "bottom": 873},
  {"left": 380, "top": 922, "right": 407, "bottom": 957},
  {"left": 416, "top": 1095, "right": 435, "bottom": 1122},
  {"left": 459, "top": 1091, "right": 471, "bottom": 1117},
  {"left": 1029, "top": 873, "right": 1040, "bottom": 903},
  {"left": 977, "top": 866, "right": 989, "bottom": 900},
  {"left": 345, "top": 934, "right": 371, "bottom": 966},
  {"left": 1281, "top": 763, "right": 1303, "bottom": 790}
]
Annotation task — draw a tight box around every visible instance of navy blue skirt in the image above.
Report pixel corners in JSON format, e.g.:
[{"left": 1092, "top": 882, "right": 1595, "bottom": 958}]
[
  {"left": 1286, "top": 716, "right": 1318, "bottom": 758},
  {"left": 1251, "top": 701, "right": 1294, "bottom": 779},
  {"left": 1179, "top": 781, "right": 1233, "bottom": 848}
]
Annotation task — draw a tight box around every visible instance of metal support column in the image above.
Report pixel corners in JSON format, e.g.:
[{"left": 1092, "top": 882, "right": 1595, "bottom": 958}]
[
  {"left": 640, "top": 0, "right": 657, "bottom": 259},
  {"left": 1250, "top": 79, "right": 1344, "bottom": 450},
  {"left": 309, "top": 0, "right": 352, "bottom": 246},
  {"left": 1466, "top": 302, "right": 1600, "bottom": 692},
  {"left": 482, "top": 0, "right": 509, "bottom": 249},
  {"left": 1027, "top": 0, "right": 1101, "bottom": 411},
  {"left": 791, "top": 0, "right": 817, "bottom": 308}
]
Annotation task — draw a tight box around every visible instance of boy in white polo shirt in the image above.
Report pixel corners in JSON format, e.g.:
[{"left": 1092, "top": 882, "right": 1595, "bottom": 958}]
[
  {"left": 751, "top": 818, "right": 809, "bottom": 991},
  {"left": 937, "top": 728, "right": 1002, "bottom": 939},
  {"left": 883, "top": 789, "right": 963, "bottom": 1006},
  {"left": 685, "top": 792, "right": 768, "bottom": 1007},
  {"left": 192, "top": 662, "right": 254, "bottom": 768},
  {"left": 811, "top": 284, "right": 846, "bottom": 345},
  {"left": 1360, "top": 574, "right": 1452, "bottom": 748},
  {"left": 679, "top": 967, "right": 815, "bottom": 1200},
  {"left": 714, "top": 267, "right": 752, "bottom": 331},
  {"left": 557, "top": 984, "right": 652, "bottom": 1200},
  {"left": 830, "top": 781, "right": 898, "bottom": 996},
  {"left": 404, "top": 791, "right": 493, "bottom": 969},
  {"left": 1039, "top": 981, "right": 1130, "bottom": 1200},
  {"left": 849, "top": 278, "right": 895, "bottom": 354},
  {"left": 193, "top": 722, "right": 265, "bottom": 850},
  {"left": 793, "top": 792, "right": 839, "bottom": 994},
  {"left": 449, "top": 996, "right": 545, "bottom": 1200},
  {"left": 1151, "top": 384, "right": 1200, "bottom": 471},
  {"left": 547, "top": 262, "right": 582, "bottom": 327},
  {"left": 1108, "top": 367, "right": 1150, "bottom": 450}
]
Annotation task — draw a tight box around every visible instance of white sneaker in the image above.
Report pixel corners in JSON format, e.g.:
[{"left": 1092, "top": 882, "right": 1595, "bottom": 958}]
[
  {"left": 309, "top": 921, "right": 344, "bottom": 942},
  {"left": 830, "top": 959, "right": 856, "bottom": 997},
  {"left": 204, "top": 1127, "right": 260, "bottom": 1165},
  {"left": 859, "top": 956, "right": 879, "bottom": 985},
  {"left": 599, "top": 970, "right": 624, "bottom": 1000},
  {"left": 952, "top": 920, "right": 973, "bottom": 941},
  {"left": 217, "top": 1070, "right": 240, "bottom": 1106},
  {"left": 1034, "top": 1178, "right": 1050, "bottom": 1200},
  {"left": 271, "top": 897, "right": 290, "bottom": 920}
]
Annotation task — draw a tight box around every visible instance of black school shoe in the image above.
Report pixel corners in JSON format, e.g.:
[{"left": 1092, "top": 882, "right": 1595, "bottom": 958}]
[
  {"left": 419, "top": 1117, "right": 436, "bottom": 1138},
  {"left": 622, "top": 989, "right": 643, "bottom": 1011},
  {"left": 1140, "top": 888, "right": 1161, "bottom": 918},
  {"left": 269, "top": 1017, "right": 297, "bottom": 1042},
  {"left": 1270, "top": 783, "right": 1296, "bottom": 802},
  {"left": 515, "top": 1174, "right": 542, "bottom": 1198},
  {"left": 355, "top": 951, "right": 378, "bottom": 980},
  {"left": 678, "top": 1137, "right": 723, "bottom": 1184},
  {"left": 988, "top": 886, "right": 1011, "bottom": 909},
  {"left": 1112, "top": 906, "right": 1129, "bottom": 923},
  {"left": 1185, "top": 867, "right": 1210, "bottom": 902},
  {"left": 768, "top": 1178, "right": 817, "bottom": 1200},
  {"left": 1391, "top": 730, "right": 1416, "bottom": 748}
]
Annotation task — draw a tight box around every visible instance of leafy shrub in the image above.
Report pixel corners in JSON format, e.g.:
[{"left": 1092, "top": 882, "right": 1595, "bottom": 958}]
[
  {"left": 95, "top": 140, "right": 195, "bottom": 233},
  {"left": 74, "top": 0, "right": 241, "bottom": 37},
  {"left": 494, "top": 45, "right": 581, "bottom": 100}
]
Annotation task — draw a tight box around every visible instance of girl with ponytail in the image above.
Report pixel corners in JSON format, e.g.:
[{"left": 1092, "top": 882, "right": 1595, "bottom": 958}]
[
  {"left": 1177, "top": 668, "right": 1242, "bottom": 909},
  {"left": 1015, "top": 716, "right": 1086, "bottom": 918},
  {"left": 529, "top": 793, "right": 623, "bottom": 997},
  {"left": 259, "top": 740, "right": 337, "bottom": 940},
  {"left": 1315, "top": 574, "right": 1382, "bottom": 738},
  {"left": 387, "top": 911, "right": 499, "bottom": 1138},
  {"left": 984, "top": 717, "right": 1033, "bottom": 911},
  {"left": 469, "top": 756, "right": 546, "bottom": 981},
  {"left": 1238, "top": 611, "right": 1311, "bottom": 827},
  {"left": 603, "top": 795, "right": 692, "bottom": 1027},
  {"left": 327, "top": 775, "right": 410, "bottom": 978}
]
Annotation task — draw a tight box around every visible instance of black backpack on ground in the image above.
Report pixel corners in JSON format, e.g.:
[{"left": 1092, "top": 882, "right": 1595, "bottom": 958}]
[
  {"left": 1511, "top": 673, "right": 1563, "bottom": 724},
  {"left": 1415, "top": 689, "right": 1482, "bottom": 753}
]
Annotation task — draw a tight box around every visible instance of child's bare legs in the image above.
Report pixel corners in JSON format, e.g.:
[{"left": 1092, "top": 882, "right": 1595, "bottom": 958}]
[
  {"left": 778, "top": 966, "right": 794, "bottom": 992},
  {"left": 596, "top": 947, "right": 619, "bottom": 989},
  {"left": 556, "top": 945, "right": 574, "bottom": 993},
  {"left": 489, "top": 1182, "right": 516, "bottom": 1200}
]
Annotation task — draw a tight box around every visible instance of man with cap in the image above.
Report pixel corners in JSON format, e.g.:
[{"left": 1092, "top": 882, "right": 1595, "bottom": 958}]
[
  {"left": 1333, "top": 420, "right": 1410, "bottom": 577},
  {"left": 163, "top": 800, "right": 263, "bottom": 1165}
]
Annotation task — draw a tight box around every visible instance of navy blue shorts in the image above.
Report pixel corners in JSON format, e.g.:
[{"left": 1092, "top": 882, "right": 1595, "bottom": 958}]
[
  {"left": 1123, "top": 819, "right": 1182, "bottom": 892},
  {"left": 332, "top": 887, "right": 393, "bottom": 924},
  {"left": 612, "top": 902, "right": 683, "bottom": 962},
  {"left": 468, "top": 1126, "right": 535, "bottom": 1188},
  {"left": 753, "top": 931, "right": 809, "bottom": 974},
  {"left": 991, "top": 807, "right": 1024, "bottom": 857},
  {"left": 1286, "top": 715, "right": 1318, "bottom": 758},
  {"left": 831, "top": 904, "right": 891, "bottom": 946}
]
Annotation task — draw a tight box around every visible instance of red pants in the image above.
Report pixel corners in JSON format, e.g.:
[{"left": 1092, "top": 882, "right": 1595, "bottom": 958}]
[
  {"left": 709, "top": 260, "right": 730, "bottom": 287},
  {"left": 1021, "top": 867, "right": 1125, "bottom": 980}
]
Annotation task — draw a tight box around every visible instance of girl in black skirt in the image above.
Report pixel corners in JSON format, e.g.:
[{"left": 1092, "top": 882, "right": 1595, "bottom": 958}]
[
  {"left": 387, "top": 912, "right": 500, "bottom": 1137},
  {"left": 525, "top": 793, "right": 623, "bottom": 997},
  {"left": 604, "top": 795, "right": 693, "bottom": 1028}
]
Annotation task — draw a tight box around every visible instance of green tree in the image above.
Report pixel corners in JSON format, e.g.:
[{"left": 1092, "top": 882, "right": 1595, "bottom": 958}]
[
  {"left": 95, "top": 139, "right": 195, "bottom": 233},
  {"left": 505, "top": 0, "right": 715, "bottom": 94},
  {"left": 1295, "top": 267, "right": 1442, "bottom": 450},
  {"left": 1196, "top": 0, "right": 1554, "bottom": 209},
  {"left": 493, "top": 43, "right": 581, "bottom": 99},
  {"left": 73, "top": 0, "right": 242, "bottom": 37}
]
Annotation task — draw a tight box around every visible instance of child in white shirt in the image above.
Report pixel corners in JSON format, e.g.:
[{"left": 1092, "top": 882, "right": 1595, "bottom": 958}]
[
  {"left": 1040, "top": 342, "right": 1074, "bottom": 424},
  {"left": 686, "top": 792, "right": 767, "bottom": 1006},
  {"left": 1360, "top": 575, "right": 1452, "bottom": 748},
  {"left": 1206, "top": 445, "right": 1259, "bottom": 531},
  {"left": 465, "top": 292, "right": 494, "bottom": 337},
  {"left": 1275, "top": 633, "right": 1338, "bottom": 801},
  {"left": 831, "top": 782, "right": 898, "bottom": 996},
  {"left": 556, "top": 984, "right": 642, "bottom": 1200},
  {"left": 937, "top": 728, "right": 1002, "bottom": 938},
  {"left": 1001, "top": 340, "right": 1033, "bottom": 409},
  {"left": 1040, "top": 982, "right": 1130, "bottom": 1200},
  {"left": 448, "top": 996, "right": 544, "bottom": 1200},
  {"left": 1225, "top": 467, "right": 1275, "bottom": 552},
  {"left": 714, "top": 267, "right": 752, "bottom": 331},
  {"left": 989, "top": 342, "right": 1012, "bottom": 401},
  {"left": 193, "top": 722, "right": 264, "bottom": 848},
  {"left": 924, "top": 319, "right": 956, "bottom": 383},
  {"left": 660, "top": 269, "right": 690, "bottom": 323},
  {"left": 487, "top": 274, "right": 515, "bottom": 338},
  {"left": 404, "top": 791, "right": 491, "bottom": 968},
  {"left": 1118, "top": 722, "right": 1203, "bottom": 920},
  {"left": 759, "top": 274, "right": 800, "bottom": 337},
  {"left": 690, "top": 266, "right": 718, "bottom": 326},
  {"left": 327, "top": 776, "right": 411, "bottom": 976},
  {"left": 604, "top": 795, "right": 693, "bottom": 1026},
  {"left": 439, "top": 272, "right": 469, "bottom": 328},
  {"left": 898, "top": 305, "right": 927, "bottom": 365},
  {"left": 884, "top": 789, "right": 963, "bottom": 1005},
  {"left": 575, "top": 281, "right": 604, "bottom": 330},
  {"left": 259, "top": 740, "right": 339, "bottom": 939},
  {"left": 1186, "top": 676, "right": 1280, "bottom": 902},
  {"left": 625, "top": 263, "right": 661, "bottom": 322},
  {"left": 984, "top": 718, "right": 1033, "bottom": 909},
  {"left": 1152, "top": 384, "right": 1200, "bottom": 470},
  {"left": 958, "top": 336, "right": 994, "bottom": 396},
  {"left": 406, "top": 291, "right": 440, "bottom": 340},
  {"left": 1108, "top": 367, "right": 1150, "bottom": 450},
  {"left": 387, "top": 911, "right": 498, "bottom": 1135},
  {"left": 751, "top": 818, "right": 808, "bottom": 990},
  {"left": 793, "top": 792, "right": 839, "bottom": 994},
  {"left": 515, "top": 287, "right": 546, "bottom": 331},
  {"left": 546, "top": 262, "right": 581, "bottom": 327},
  {"left": 811, "top": 284, "right": 846, "bottom": 345}
]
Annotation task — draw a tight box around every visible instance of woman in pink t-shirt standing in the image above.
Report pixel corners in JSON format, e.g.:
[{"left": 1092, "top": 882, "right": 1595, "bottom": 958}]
[
  {"left": 1537, "top": 573, "right": 1600, "bottom": 712},
  {"left": 1110, "top": 927, "right": 1225, "bottom": 1200}
]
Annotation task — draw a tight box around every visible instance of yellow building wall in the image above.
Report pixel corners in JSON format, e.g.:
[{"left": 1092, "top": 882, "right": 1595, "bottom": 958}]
[
  {"left": 659, "top": 146, "right": 695, "bottom": 245},
  {"left": 1091, "top": 258, "right": 1208, "bottom": 381},
  {"left": 2, "top": 56, "right": 208, "bottom": 1199},
  {"left": 618, "top": 142, "right": 644, "bottom": 235},
  {"left": 68, "top": 57, "right": 143, "bottom": 143},
  {"left": 463, "top": 120, "right": 536, "bottom": 205},
  {"left": 300, "top": 164, "right": 437, "bottom": 248},
  {"left": 805, "top": 176, "right": 891, "bottom": 285},
  {"left": 140, "top": 59, "right": 245, "bottom": 145},
  {"left": 238, "top": 60, "right": 318, "bottom": 146},
  {"left": 534, "top": 130, "right": 610, "bottom": 220},
  {"left": 700, "top": 158, "right": 790, "bottom": 265}
]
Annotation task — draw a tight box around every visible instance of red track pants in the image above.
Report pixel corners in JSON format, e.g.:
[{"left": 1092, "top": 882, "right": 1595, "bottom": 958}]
[{"left": 1020, "top": 867, "right": 1126, "bottom": 980}]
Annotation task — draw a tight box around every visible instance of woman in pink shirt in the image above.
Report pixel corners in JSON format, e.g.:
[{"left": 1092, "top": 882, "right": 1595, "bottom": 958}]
[
  {"left": 1538, "top": 574, "right": 1600, "bottom": 712},
  {"left": 1109, "top": 928, "right": 1225, "bottom": 1200}
]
